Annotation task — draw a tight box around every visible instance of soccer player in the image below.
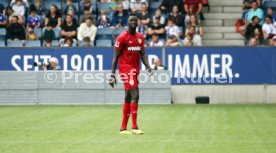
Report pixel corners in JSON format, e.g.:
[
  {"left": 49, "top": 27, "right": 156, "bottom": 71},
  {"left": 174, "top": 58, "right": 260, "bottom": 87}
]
[{"left": 109, "top": 15, "right": 152, "bottom": 135}]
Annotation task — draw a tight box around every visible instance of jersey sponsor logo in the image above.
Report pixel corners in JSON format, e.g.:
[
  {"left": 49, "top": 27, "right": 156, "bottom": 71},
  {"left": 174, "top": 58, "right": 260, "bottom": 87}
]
[
  {"left": 127, "top": 46, "right": 141, "bottom": 51},
  {"left": 115, "top": 41, "right": 120, "bottom": 47},
  {"left": 138, "top": 39, "right": 142, "bottom": 44}
]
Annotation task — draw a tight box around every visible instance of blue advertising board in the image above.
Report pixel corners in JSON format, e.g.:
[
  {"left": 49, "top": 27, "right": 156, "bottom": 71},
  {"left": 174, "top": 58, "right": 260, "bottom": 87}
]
[
  {"left": 165, "top": 47, "right": 276, "bottom": 84},
  {"left": 0, "top": 47, "right": 275, "bottom": 84}
]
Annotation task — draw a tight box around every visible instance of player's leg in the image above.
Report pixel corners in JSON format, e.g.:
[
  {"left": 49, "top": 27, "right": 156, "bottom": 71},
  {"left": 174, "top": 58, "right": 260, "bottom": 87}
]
[
  {"left": 120, "top": 90, "right": 131, "bottom": 131},
  {"left": 129, "top": 87, "right": 143, "bottom": 134}
]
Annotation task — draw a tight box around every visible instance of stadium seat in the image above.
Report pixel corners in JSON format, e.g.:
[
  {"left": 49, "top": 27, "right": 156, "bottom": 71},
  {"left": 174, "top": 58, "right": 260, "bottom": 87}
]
[
  {"left": 113, "top": 28, "right": 127, "bottom": 39},
  {"left": 0, "top": 0, "right": 10, "bottom": 7},
  {"left": 45, "top": 0, "right": 62, "bottom": 11},
  {"left": 97, "top": 3, "right": 111, "bottom": 14},
  {"left": 34, "top": 28, "right": 42, "bottom": 39},
  {"left": 96, "top": 28, "right": 113, "bottom": 40},
  {"left": 263, "top": 1, "right": 276, "bottom": 8},
  {"left": 0, "top": 28, "right": 5, "bottom": 35},
  {"left": 0, "top": 41, "right": 5, "bottom": 47},
  {"left": 25, "top": 40, "right": 41, "bottom": 47},
  {"left": 53, "top": 28, "right": 61, "bottom": 40},
  {"left": 78, "top": 40, "right": 95, "bottom": 47},
  {"left": 150, "top": 1, "right": 162, "bottom": 10},
  {"left": 96, "top": 39, "right": 112, "bottom": 47},
  {"left": 0, "top": 28, "right": 6, "bottom": 41},
  {"left": 7, "top": 40, "right": 24, "bottom": 47}
]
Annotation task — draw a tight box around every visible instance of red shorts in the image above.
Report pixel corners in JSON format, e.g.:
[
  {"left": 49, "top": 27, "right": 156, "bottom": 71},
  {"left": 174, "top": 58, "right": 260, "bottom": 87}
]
[{"left": 119, "top": 69, "right": 139, "bottom": 90}]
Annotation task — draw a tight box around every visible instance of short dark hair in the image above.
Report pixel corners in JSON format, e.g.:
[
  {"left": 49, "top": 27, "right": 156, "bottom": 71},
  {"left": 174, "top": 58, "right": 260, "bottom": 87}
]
[
  {"left": 12, "top": 15, "right": 19, "bottom": 20},
  {"left": 84, "top": 6, "right": 90, "bottom": 11},
  {"left": 252, "top": 16, "right": 259, "bottom": 21},
  {"left": 83, "top": 37, "right": 90, "bottom": 42},
  {"left": 66, "top": 14, "right": 73, "bottom": 19},
  {"left": 266, "top": 15, "right": 273, "bottom": 22},
  {"left": 86, "top": 16, "right": 93, "bottom": 21},
  {"left": 65, "top": 37, "right": 73, "bottom": 44}
]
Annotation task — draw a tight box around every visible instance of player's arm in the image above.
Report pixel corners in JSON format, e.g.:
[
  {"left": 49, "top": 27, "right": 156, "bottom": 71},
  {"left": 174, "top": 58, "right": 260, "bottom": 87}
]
[
  {"left": 140, "top": 49, "right": 152, "bottom": 75},
  {"left": 109, "top": 49, "right": 121, "bottom": 88}
]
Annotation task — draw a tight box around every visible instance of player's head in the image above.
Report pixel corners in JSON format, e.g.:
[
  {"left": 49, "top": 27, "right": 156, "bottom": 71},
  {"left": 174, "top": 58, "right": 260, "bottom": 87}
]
[{"left": 127, "top": 15, "right": 138, "bottom": 30}]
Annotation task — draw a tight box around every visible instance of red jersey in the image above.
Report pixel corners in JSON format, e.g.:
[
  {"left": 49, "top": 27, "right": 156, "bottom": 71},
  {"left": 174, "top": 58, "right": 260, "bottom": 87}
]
[{"left": 115, "top": 30, "right": 145, "bottom": 74}]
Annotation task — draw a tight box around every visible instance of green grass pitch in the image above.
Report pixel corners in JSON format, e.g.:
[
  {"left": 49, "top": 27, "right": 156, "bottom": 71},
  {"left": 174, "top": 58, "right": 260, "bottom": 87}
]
[{"left": 0, "top": 104, "right": 275, "bottom": 153}]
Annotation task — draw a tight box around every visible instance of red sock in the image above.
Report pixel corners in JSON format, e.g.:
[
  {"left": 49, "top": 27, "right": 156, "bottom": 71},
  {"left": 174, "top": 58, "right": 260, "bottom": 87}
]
[
  {"left": 121, "top": 102, "right": 130, "bottom": 130},
  {"left": 130, "top": 103, "right": 139, "bottom": 129}
]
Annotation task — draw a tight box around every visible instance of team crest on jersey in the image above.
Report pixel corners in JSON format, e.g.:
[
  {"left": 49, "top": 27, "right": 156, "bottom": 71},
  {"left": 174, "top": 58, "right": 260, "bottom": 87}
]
[
  {"left": 115, "top": 41, "right": 120, "bottom": 47},
  {"left": 129, "top": 80, "right": 134, "bottom": 86},
  {"left": 138, "top": 39, "right": 142, "bottom": 44}
]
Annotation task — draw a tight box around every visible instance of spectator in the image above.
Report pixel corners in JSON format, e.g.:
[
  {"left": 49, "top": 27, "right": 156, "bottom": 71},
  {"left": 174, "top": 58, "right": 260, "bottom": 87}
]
[
  {"left": 165, "top": 18, "right": 181, "bottom": 38},
  {"left": 152, "top": 8, "right": 165, "bottom": 26},
  {"left": 26, "top": 26, "right": 38, "bottom": 40},
  {"left": 262, "top": 15, "right": 276, "bottom": 44},
  {"left": 121, "top": 0, "right": 130, "bottom": 11},
  {"left": 111, "top": 3, "right": 129, "bottom": 28},
  {"left": 97, "top": 9, "right": 111, "bottom": 28},
  {"left": 44, "top": 23, "right": 55, "bottom": 42},
  {"left": 153, "top": 57, "right": 166, "bottom": 70},
  {"left": 149, "top": 34, "right": 164, "bottom": 47},
  {"left": 185, "top": 4, "right": 197, "bottom": 25},
  {"left": 166, "top": 35, "right": 180, "bottom": 46},
  {"left": 63, "top": 0, "right": 78, "bottom": 15},
  {"left": 147, "top": 16, "right": 165, "bottom": 38},
  {"left": 136, "top": 17, "right": 147, "bottom": 38},
  {"left": 272, "top": 36, "right": 276, "bottom": 46},
  {"left": 184, "top": 0, "right": 203, "bottom": 17},
  {"left": 61, "top": 14, "right": 78, "bottom": 40},
  {"left": 80, "top": 0, "right": 93, "bottom": 14},
  {"left": 182, "top": 26, "right": 202, "bottom": 46},
  {"left": 11, "top": 0, "right": 26, "bottom": 17},
  {"left": 83, "top": 37, "right": 92, "bottom": 47},
  {"left": 248, "top": 37, "right": 257, "bottom": 46},
  {"left": 186, "top": 14, "right": 203, "bottom": 37},
  {"left": 45, "top": 39, "right": 52, "bottom": 47},
  {"left": 78, "top": 16, "right": 97, "bottom": 42},
  {"left": 169, "top": 5, "right": 185, "bottom": 28},
  {"left": 0, "top": 7, "right": 8, "bottom": 27},
  {"left": 63, "top": 9, "right": 78, "bottom": 25},
  {"left": 109, "top": 0, "right": 119, "bottom": 13},
  {"left": 130, "top": 0, "right": 148, "bottom": 14},
  {"left": 27, "top": 9, "right": 41, "bottom": 28},
  {"left": 243, "top": 0, "right": 262, "bottom": 8},
  {"left": 29, "top": 0, "right": 44, "bottom": 17},
  {"left": 62, "top": 37, "right": 73, "bottom": 47},
  {"left": 6, "top": 6, "right": 24, "bottom": 25},
  {"left": 42, "top": 57, "right": 61, "bottom": 71},
  {"left": 267, "top": 7, "right": 276, "bottom": 25},
  {"left": 182, "top": 33, "right": 193, "bottom": 47},
  {"left": 137, "top": 2, "right": 150, "bottom": 26},
  {"left": 159, "top": 0, "right": 183, "bottom": 14},
  {"left": 79, "top": 6, "right": 94, "bottom": 24},
  {"left": 6, "top": 15, "right": 26, "bottom": 40},
  {"left": 246, "top": 0, "right": 264, "bottom": 25},
  {"left": 10, "top": 0, "right": 29, "bottom": 7},
  {"left": 237, "top": 1, "right": 251, "bottom": 36},
  {"left": 245, "top": 16, "right": 262, "bottom": 40},
  {"left": 45, "top": 4, "right": 62, "bottom": 29},
  {"left": 250, "top": 33, "right": 263, "bottom": 45}
]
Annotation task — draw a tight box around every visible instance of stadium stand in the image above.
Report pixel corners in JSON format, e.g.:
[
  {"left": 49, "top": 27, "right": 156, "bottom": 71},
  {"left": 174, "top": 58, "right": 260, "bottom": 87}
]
[
  {"left": 0, "top": 0, "right": 276, "bottom": 47},
  {"left": 202, "top": 0, "right": 244, "bottom": 46}
]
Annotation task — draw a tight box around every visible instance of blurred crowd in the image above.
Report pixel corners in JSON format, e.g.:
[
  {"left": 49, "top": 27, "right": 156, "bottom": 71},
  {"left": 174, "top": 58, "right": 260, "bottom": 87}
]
[
  {"left": 0, "top": 0, "right": 207, "bottom": 47},
  {"left": 237, "top": 0, "right": 276, "bottom": 46}
]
